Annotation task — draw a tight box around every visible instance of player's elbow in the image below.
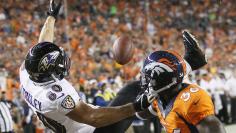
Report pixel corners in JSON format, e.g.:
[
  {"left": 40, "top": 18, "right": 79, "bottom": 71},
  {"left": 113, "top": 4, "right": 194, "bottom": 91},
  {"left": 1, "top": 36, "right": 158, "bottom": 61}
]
[
  {"left": 197, "top": 115, "right": 226, "bottom": 133},
  {"left": 208, "top": 119, "right": 226, "bottom": 133},
  {"left": 88, "top": 113, "right": 105, "bottom": 128}
]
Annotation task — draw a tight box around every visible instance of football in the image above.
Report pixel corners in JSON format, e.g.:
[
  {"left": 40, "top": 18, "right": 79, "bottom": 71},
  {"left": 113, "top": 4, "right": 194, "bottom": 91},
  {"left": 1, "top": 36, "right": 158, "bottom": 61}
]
[{"left": 112, "top": 35, "right": 134, "bottom": 65}]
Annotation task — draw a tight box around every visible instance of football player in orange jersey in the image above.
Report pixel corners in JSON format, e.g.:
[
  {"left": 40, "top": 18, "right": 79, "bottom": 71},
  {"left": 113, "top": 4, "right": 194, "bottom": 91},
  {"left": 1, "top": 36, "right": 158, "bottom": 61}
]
[
  {"left": 95, "top": 31, "right": 214, "bottom": 133},
  {"left": 135, "top": 31, "right": 226, "bottom": 133}
]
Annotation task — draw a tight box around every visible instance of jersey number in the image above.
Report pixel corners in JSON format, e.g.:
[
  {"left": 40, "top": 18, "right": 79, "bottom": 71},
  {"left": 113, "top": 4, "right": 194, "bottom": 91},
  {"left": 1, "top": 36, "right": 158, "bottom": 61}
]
[{"left": 37, "top": 112, "right": 66, "bottom": 133}]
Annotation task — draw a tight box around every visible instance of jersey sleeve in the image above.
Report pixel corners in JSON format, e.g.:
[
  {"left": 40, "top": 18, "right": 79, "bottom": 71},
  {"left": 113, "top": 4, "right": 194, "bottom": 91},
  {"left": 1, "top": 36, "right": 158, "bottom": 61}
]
[
  {"left": 55, "top": 80, "right": 81, "bottom": 115},
  {"left": 186, "top": 88, "right": 215, "bottom": 125}
]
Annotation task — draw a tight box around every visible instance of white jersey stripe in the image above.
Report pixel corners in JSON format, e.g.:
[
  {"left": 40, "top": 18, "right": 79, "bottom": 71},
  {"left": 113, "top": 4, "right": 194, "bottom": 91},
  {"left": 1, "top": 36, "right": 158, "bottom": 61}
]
[
  {"left": 5, "top": 102, "right": 13, "bottom": 130},
  {"left": 0, "top": 106, "right": 7, "bottom": 132},
  {"left": 0, "top": 102, "right": 12, "bottom": 131},
  {"left": 2, "top": 103, "right": 11, "bottom": 131},
  {"left": 0, "top": 102, "right": 13, "bottom": 132},
  {"left": 0, "top": 103, "right": 8, "bottom": 132}
]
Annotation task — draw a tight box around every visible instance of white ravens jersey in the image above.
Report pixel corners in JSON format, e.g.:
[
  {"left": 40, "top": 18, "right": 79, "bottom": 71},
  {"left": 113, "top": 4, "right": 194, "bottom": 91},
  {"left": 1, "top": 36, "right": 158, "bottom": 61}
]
[{"left": 19, "top": 67, "right": 95, "bottom": 133}]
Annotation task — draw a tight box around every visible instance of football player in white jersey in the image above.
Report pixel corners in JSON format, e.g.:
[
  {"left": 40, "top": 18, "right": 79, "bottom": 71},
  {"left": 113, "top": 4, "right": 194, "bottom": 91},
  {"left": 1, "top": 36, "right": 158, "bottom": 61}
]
[{"left": 19, "top": 1, "right": 154, "bottom": 133}]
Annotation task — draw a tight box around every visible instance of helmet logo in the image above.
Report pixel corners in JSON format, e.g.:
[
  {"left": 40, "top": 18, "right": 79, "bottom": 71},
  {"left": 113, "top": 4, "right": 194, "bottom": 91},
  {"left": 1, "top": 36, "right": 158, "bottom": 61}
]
[
  {"left": 144, "top": 62, "right": 173, "bottom": 75},
  {"left": 38, "top": 51, "right": 60, "bottom": 72}
]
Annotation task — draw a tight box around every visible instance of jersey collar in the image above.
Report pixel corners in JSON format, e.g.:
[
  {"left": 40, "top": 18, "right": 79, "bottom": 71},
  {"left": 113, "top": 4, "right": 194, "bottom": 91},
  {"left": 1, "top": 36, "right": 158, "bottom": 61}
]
[
  {"left": 33, "top": 80, "right": 56, "bottom": 86},
  {"left": 157, "top": 95, "right": 177, "bottom": 118}
]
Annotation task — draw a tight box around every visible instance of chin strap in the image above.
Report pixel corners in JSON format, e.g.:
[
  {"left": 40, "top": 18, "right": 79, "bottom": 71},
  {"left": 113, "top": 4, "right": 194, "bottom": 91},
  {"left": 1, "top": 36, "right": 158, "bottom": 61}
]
[
  {"left": 51, "top": 74, "right": 60, "bottom": 82},
  {"left": 33, "top": 79, "right": 55, "bottom": 86}
]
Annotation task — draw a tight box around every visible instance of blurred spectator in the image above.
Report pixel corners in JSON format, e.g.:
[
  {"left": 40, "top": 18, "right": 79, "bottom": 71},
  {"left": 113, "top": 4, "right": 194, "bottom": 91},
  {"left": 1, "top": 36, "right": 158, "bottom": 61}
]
[
  {"left": 199, "top": 71, "right": 212, "bottom": 94},
  {"left": 93, "top": 82, "right": 112, "bottom": 106},
  {"left": 84, "top": 79, "right": 98, "bottom": 104},
  {"left": 0, "top": 91, "right": 14, "bottom": 133},
  {"left": 0, "top": 70, "right": 8, "bottom": 91},
  {"left": 213, "top": 73, "right": 230, "bottom": 124},
  {"left": 75, "top": 83, "right": 87, "bottom": 102},
  {"left": 225, "top": 69, "right": 236, "bottom": 123},
  {"left": 21, "top": 102, "right": 36, "bottom": 133}
]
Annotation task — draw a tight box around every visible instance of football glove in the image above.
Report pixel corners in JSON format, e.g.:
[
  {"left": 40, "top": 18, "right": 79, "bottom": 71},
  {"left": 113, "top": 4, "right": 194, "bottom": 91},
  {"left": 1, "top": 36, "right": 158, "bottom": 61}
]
[
  {"left": 47, "top": 0, "right": 62, "bottom": 19},
  {"left": 133, "top": 90, "right": 155, "bottom": 112},
  {"left": 182, "top": 30, "right": 207, "bottom": 70}
]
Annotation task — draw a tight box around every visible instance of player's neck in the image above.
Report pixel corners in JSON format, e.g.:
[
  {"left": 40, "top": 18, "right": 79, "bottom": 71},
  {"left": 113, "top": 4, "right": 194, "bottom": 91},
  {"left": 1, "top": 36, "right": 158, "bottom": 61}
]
[{"left": 159, "top": 84, "right": 182, "bottom": 108}]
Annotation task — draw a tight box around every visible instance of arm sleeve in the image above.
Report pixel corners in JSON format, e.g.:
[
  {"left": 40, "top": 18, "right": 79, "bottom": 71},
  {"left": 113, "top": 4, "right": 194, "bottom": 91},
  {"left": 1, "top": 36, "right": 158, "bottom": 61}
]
[{"left": 186, "top": 89, "right": 215, "bottom": 125}]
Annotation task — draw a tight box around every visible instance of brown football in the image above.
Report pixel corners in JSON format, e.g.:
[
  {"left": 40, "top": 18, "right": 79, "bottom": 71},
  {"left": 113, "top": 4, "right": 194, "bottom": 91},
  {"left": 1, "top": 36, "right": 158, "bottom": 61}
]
[{"left": 112, "top": 35, "right": 134, "bottom": 65}]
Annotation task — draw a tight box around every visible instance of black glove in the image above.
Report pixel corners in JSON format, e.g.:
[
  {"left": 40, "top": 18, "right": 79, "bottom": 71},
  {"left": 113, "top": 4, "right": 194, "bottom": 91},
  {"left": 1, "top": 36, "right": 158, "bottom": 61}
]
[
  {"left": 182, "top": 30, "right": 207, "bottom": 70},
  {"left": 47, "top": 0, "right": 62, "bottom": 19},
  {"left": 133, "top": 91, "right": 155, "bottom": 112}
]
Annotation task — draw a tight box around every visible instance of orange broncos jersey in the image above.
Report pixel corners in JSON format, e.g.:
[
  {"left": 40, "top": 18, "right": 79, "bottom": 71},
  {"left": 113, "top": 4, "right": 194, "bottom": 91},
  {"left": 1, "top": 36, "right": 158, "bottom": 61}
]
[{"left": 149, "top": 83, "right": 214, "bottom": 133}]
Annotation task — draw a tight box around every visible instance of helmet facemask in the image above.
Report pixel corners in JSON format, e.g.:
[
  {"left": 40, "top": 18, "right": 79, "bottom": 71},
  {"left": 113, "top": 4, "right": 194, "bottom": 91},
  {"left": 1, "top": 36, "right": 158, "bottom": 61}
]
[
  {"left": 140, "top": 50, "right": 185, "bottom": 101},
  {"left": 52, "top": 47, "right": 71, "bottom": 81},
  {"left": 141, "top": 68, "right": 179, "bottom": 99}
]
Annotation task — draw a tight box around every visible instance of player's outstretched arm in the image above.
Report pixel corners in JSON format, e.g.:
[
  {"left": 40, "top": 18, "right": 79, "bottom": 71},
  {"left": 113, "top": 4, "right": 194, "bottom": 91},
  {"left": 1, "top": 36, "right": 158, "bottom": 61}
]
[
  {"left": 38, "top": 0, "right": 62, "bottom": 43},
  {"left": 66, "top": 93, "right": 154, "bottom": 128},
  {"left": 196, "top": 115, "right": 226, "bottom": 133}
]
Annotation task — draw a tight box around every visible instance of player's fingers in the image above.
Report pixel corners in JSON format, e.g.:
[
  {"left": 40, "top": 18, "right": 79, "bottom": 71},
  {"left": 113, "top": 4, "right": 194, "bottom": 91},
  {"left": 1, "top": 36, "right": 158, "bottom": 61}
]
[
  {"left": 50, "top": 0, "right": 55, "bottom": 6},
  {"left": 186, "top": 32, "right": 199, "bottom": 46},
  {"left": 183, "top": 36, "right": 193, "bottom": 46},
  {"left": 183, "top": 31, "right": 196, "bottom": 45},
  {"left": 183, "top": 31, "right": 193, "bottom": 42},
  {"left": 182, "top": 31, "right": 192, "bottom": 44},
  {"left": 50, "top": 0, "right": 55, "bottom": 10}
]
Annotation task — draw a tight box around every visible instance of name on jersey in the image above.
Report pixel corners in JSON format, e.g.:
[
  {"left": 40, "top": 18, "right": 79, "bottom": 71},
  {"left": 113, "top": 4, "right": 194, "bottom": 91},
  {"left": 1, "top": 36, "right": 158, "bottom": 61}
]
[{"left": 22, "top": 88, "right": 42, "bottom": 111}]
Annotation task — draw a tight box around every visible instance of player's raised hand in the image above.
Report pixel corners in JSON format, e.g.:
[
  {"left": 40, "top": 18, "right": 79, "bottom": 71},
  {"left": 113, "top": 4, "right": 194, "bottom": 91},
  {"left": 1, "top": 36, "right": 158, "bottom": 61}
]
[
  {"left": 47, "top": 0, "right": 62, "bottom": 19},
  {"left": 182, "top": 30, "right": 207, "bottom": 70},
  {"left": 133, "top": 91, "right": 155, "bottom": 112}
]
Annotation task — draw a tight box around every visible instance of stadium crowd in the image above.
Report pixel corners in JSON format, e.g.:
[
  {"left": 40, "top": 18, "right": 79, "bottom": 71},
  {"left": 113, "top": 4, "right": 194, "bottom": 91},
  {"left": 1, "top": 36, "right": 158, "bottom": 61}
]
[{"left": 0, "top": 0, "right": 236, "bottom": 132}]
